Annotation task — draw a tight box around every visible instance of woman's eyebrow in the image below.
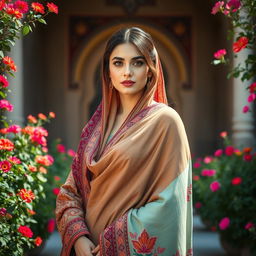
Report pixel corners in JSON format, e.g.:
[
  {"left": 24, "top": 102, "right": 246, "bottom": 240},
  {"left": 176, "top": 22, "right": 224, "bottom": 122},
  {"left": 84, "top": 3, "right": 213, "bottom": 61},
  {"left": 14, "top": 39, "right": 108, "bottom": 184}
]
[{"left": 111, "top": 56, "right": 145, "bottom": 61}]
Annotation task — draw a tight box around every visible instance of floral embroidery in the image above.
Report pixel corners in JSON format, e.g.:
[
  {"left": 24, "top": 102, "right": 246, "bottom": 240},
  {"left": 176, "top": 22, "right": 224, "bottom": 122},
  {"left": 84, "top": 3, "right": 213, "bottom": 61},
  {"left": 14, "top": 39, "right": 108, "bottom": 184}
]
[
  {"left": 187, "top": 184, "right": 192, "bottom": 202},
  {"left": 130, "top": 229, "right": 165, "bottom": 256},
  {"left": 186, "top": 248, "right": 193, "bottom": 256}
]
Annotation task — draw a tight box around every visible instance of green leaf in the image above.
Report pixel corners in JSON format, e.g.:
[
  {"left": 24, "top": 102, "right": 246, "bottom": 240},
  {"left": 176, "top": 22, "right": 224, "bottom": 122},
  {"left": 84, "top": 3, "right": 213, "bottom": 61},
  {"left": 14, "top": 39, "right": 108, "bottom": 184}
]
[
  {"left": 36, "top": 173, "right": 47, "bottom": 183},
  {"left": 0, "top": 50, "right": 4, "bottom": 58},
  {"left": 38, "top": 18, "right": 47, "bottom": 25},
  {"left": 22, "top": 25, "right": 30, "bottom": 36},
  {"left": 26, "top": 175, "right": 34, "bottom": 183}
]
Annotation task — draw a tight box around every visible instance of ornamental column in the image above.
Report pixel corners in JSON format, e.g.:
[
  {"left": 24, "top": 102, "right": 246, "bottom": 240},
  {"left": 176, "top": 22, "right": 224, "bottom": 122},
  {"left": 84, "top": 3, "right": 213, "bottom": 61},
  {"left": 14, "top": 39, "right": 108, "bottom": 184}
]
[
  {"left": 232, "top": 47, "right": 255, "bottom": 148},
  {"left": 7, "top": 38, "right": 24, "bottom": 126}
]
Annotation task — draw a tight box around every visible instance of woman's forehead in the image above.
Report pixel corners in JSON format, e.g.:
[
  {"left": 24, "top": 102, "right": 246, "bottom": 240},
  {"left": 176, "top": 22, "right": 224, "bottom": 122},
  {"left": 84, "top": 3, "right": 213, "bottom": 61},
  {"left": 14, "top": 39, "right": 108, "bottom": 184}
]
[{"left": 110, "top": 43, "right": 142, "bottom": 59}]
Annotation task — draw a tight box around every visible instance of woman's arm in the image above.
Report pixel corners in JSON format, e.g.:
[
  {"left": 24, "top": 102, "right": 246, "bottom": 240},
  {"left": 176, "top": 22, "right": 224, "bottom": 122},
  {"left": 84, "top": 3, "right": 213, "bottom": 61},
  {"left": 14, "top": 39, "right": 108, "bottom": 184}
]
[{"left": 56, "top": 171, "right": 92, "bottom": 256}]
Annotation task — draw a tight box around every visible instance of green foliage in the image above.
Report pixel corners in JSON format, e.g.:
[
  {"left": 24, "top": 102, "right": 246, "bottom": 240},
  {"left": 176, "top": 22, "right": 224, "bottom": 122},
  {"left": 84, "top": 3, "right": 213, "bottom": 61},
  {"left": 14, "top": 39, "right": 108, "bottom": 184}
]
[
  {"left": 30, "top": 139, "right": 73, "bottom": 241},
  {"left": 0, "top": 0, "right": 59, "bottom": 254},
  {"left": 0, "top": 115, "right": 55, "bottom": 255},
  {"left": 212, "top": 0, "right": 256, "bottom": 82},
  {"left": 193, "top": 134, "right": 256, "bottom": 253}
]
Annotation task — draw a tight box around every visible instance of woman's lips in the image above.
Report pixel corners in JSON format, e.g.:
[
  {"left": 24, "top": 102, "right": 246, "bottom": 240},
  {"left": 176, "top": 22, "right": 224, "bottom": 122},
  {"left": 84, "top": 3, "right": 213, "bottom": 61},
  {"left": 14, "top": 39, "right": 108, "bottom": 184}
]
[{"left": 121, "top": 81, "right": 135, "bottom": 87}]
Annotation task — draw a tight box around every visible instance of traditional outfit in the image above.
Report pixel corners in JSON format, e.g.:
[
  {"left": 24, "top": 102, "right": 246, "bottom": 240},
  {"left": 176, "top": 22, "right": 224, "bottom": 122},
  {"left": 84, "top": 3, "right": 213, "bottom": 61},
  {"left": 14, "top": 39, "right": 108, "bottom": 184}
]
[{"left": 56, "top": 53, "right": 193, "bottom": 256}]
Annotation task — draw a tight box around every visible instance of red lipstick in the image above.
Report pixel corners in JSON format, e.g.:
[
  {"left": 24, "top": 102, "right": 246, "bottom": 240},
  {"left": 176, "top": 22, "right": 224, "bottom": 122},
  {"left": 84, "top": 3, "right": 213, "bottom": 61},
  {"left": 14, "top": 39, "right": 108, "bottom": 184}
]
[{"left": 121, "top": 80, "right": 135, "bottom": 87}]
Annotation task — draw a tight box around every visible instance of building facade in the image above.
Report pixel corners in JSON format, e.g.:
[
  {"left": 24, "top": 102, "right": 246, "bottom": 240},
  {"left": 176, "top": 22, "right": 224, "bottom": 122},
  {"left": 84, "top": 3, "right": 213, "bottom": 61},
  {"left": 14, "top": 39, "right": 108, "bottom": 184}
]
[{"left": 9, "top": 0, "right": 255, "bottom": 156}]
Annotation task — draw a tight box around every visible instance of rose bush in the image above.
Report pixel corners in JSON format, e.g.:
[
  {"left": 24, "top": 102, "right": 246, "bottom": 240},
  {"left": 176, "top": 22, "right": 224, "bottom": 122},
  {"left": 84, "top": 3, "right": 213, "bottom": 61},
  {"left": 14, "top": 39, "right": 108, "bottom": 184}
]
[
  {"left": 211, "top": 0, "right": 256, "bottom": 113},
  {"left": 193, "top": 132, "right": 256, "bottom": 254},
  {"left": 0, "top": 0, "right": 58, "bottom": 254},
  {"left": 0, "top": 113, "right": 55, "bottom": 255}
]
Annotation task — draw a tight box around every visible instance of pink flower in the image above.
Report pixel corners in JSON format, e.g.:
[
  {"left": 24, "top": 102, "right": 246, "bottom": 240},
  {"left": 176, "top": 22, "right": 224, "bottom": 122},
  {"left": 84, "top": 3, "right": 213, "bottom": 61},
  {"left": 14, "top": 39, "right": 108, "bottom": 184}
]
[
  {"left": 244, "top": 222, "right": 254, "bottom": 230},
  {"left": 243, "top": 105, "right": 249, "bottom": 113},
  {"left": 47, "top": 218, "right": 55, "bottom": 233},
  {"left": 225, "top": 146, "right": 234, "bottom": 156},
  {"left": 210, "top": 181, "right": 221, "bottom": 192},
  {"left": 56, "top": 144, "right": 65, "bottom": 153},
  {"left": 214, "top": 149, "right": 223, "bottom": 157},
  {"left": 195, "top": 202, "right": 202, "bottom": 209},
  {"left": 204, "top": 156, "right": 213, "bottom": 164},
  {"left": 193, "top": 175, "right": 200, "bottom": 181},
  {"left": 0, "top": 208, "right": 7, "bottom": 216},
  {"left": 0, "top": 160, "right": 12, "bottom": 172},
  {"left": 14, "top": 0, "right": 28, "bottom": 13},
  {"left": 67, "top": 149, "right": 76, "bottom": 157},
  {"left": 249, "top": 82, "right": 256, "bottom": 93},
  {"left": 52, "top": 187, "right": 60, "bottom": 195},
  {"left": 201, "top": 169, "right": 216, "bottom": 177},
  {"left": 220, "top": 131, "right": 227, "bottom": 138},
  {"left": 30, "top": 127, "right": 48, "bottom": 146},
  {"left": 193, "top": 162, "right": 201, "bottom": 168},
  {"left": 7, "top": 124, "right": 21, "bottom": 134},
  {"left": 8, "top": 156, "right": 21, "bottom": 164},
  {"left": 219, "top": 217, "right": 230, "bottom": 230},
  {"left": 214, "top": 49, "right": 226, "bottom": 59},
  {"left": 211, "top": 1, "right": 224, "bottom": 14},
  {"left": 247, "top": 93, "right": 256, "bottom": 103},
  {"left": 0, "top": 75, "right": 8, "bottom": 88},
  {"left": 231, "top": 177, "right": 242, "bottom": 185},
  {"left": 0, "top": 99, "right": 13, "bottom": 112},
  {"left": 227, "top": 0, "right": 241, "bottom": 10},
  {"left": 243, "top": 154, "right": 252, "bottom": 162}
]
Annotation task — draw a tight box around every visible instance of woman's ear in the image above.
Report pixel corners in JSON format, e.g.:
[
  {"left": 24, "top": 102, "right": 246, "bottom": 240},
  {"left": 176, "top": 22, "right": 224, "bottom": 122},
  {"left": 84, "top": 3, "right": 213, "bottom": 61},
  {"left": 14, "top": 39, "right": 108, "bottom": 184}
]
[{"left": 148, "top": 70, "right": 152, "bottom": 78}]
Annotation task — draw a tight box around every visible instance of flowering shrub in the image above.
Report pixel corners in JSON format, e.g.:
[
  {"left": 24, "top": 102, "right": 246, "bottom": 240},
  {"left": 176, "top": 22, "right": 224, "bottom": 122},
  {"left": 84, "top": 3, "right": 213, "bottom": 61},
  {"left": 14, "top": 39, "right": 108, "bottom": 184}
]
[
  {"left": 29, "top": 139, "right": 74, "bottom": 241},
  {"left": 0, "top": 0, "right": 58, "bottom": 126},
  {"left": 193, "top": 132, "right": 256, "bottom": 253},
  {"left": 0, "top": 0, "right": 58, "bottom": 254},
  {"left": 211, "top": 0, "right": 256, "bottom": 112},
  {"left": 0, "top": 113, "right": 55, "bottom": 255}
]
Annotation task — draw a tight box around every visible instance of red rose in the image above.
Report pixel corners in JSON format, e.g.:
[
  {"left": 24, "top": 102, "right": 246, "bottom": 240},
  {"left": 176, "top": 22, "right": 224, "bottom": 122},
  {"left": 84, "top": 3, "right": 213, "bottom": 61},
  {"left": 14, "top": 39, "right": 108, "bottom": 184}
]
[
  {"left": 18, "top": 225, "right": 33, "bottom": 238},
  {"left": 231, "top": 177, "right": 242, "bottom": 185},
  {"left": 47, "top": 218, "right": 55, "bottom": 233},
  {"left": 34, "top": 236, "right": 43, "bottom": 246},
  {"left": 52, "top": 187, "right": 60, "bottom": 195},
  {"left": 233, "top": 37, "right": 249, "bottom": 53}
]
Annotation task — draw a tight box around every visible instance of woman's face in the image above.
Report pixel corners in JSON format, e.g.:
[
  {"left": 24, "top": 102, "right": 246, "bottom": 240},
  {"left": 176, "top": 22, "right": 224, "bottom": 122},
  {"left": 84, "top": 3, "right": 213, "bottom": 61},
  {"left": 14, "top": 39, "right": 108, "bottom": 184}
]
[{"left": 109, "top": 43, "right": 151, "bottom": 98}]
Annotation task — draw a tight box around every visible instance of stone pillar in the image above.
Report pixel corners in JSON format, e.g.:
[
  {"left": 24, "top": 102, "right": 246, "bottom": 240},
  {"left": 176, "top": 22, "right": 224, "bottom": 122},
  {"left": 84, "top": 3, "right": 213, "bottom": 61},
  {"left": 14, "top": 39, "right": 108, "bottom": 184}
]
[
  {"left": 232, "top": 48, "right": 255, "bottom": 148},
  {"left": 7, "top": 38, "right": 24, "bottom": 126}
]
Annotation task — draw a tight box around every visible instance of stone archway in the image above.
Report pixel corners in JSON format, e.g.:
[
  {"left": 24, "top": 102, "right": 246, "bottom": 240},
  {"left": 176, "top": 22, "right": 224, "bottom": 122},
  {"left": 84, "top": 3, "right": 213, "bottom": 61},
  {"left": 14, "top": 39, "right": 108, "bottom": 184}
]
[{"left": 69, "top": 22, "right": 193, "bottom": 141}]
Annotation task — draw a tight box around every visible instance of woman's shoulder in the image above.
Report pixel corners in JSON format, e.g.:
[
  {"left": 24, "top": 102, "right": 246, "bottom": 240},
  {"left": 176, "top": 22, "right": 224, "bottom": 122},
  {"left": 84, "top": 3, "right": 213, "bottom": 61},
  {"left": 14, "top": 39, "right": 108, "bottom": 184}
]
[{"left": 153, "top": 103, "right": 183, "bottom": 125}]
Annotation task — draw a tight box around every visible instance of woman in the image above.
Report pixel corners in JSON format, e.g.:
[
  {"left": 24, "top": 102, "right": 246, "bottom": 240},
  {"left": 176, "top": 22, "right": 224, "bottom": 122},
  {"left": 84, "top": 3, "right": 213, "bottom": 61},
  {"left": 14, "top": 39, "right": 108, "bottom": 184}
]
[{"left": 56, "top": 27, "right": 193, "bottom": 256}]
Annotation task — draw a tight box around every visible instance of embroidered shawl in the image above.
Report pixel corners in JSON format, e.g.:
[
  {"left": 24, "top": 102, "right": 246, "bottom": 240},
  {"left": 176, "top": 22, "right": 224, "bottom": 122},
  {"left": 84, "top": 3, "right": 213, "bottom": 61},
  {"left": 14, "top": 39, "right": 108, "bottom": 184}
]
[{"left": 55, "top": 51, "right": 193, "bottom": 256}]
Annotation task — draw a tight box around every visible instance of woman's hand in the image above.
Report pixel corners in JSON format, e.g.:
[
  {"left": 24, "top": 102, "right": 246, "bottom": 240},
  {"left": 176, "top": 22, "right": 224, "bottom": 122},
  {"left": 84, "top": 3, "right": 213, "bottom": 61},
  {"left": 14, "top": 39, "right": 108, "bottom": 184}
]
[
  {"left": 92, "top": 245, "right": 100, "bottom": 256},
  {"left": 74, "top": 236, "right": 96, "bottom": 256}
]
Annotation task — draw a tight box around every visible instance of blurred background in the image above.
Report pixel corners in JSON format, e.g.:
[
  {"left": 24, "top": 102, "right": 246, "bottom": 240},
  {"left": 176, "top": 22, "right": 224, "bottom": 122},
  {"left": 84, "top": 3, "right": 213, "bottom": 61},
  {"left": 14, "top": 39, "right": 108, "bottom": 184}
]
[
  {"left": 9, "top": 0, "right": 256, "bottom": 157},
  {"left": 5, "top": 0, "right": 255, "bottom": 255}
]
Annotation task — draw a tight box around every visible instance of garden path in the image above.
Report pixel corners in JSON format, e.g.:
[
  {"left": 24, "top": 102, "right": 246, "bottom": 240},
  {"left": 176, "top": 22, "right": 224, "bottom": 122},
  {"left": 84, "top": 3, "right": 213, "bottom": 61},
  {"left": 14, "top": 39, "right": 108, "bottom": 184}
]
[{"left": 39, "top": 215, "right": 226, "bottom": 256}]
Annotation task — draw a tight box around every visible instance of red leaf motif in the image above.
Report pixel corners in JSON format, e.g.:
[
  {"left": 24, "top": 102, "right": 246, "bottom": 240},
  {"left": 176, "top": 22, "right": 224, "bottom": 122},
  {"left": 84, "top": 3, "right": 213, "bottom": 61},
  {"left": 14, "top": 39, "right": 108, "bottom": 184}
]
[
  {"left": 157, "top": 246, "right": 166, "bottom": 254},
  {"left": 131, "top": 229, "right": 158, "bottom": 254},
  {"left": 129, "top": 231, "right": 138, "bottom": 239}
]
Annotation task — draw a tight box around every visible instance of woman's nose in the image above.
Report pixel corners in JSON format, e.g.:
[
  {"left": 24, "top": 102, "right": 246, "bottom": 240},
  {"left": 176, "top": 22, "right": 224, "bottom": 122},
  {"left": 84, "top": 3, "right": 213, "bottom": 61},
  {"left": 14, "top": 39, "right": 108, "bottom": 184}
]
[{"left": 124, "top": 64, "right": 132, "bottom": 77}]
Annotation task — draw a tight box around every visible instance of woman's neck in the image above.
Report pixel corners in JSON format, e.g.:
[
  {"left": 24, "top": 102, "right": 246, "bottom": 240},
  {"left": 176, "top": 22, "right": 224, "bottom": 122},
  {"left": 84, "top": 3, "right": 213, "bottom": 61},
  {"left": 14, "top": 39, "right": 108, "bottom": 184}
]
[
  {"left": 118, "top": 93, "right": 143, "bottom": 116},
  {"left": 117, "top": 91, "right": 157, "bottom": 117}
]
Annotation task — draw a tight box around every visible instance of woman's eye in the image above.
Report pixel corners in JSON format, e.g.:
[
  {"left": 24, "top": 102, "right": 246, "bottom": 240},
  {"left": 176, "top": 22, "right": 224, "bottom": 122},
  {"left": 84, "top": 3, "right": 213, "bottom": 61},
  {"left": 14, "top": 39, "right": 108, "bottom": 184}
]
[
  {"left": 113, "top": 61, "right": 122, "bottom": 66},
  {"left": 133, "top": 60, "right": 144, "bottom": 66}
]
